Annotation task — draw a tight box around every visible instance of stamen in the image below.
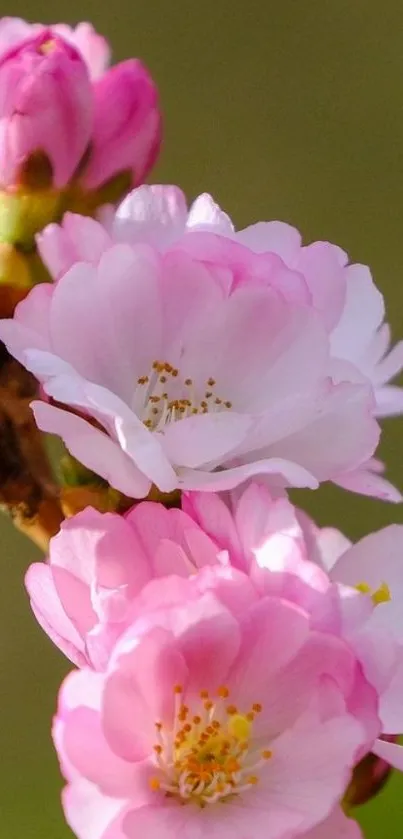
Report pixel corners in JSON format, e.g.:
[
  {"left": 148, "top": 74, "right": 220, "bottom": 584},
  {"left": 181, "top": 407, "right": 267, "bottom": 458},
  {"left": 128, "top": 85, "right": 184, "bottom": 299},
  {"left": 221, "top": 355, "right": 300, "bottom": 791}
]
[{"left": 135, "top": 361, "right": 233, "bottom": 431}]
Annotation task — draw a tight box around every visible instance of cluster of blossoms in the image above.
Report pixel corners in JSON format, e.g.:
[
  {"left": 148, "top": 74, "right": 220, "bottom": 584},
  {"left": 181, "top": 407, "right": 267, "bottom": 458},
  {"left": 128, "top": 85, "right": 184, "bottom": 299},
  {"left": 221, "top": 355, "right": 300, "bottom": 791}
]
[{"left": 1, "top": 15, "right": 403, "bottom": 839}]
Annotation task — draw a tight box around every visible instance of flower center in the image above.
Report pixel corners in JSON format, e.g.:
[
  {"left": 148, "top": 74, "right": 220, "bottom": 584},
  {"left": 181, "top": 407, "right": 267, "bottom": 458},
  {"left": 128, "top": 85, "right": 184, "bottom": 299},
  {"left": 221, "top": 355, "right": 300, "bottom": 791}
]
[
  {"left": 355, "top": 581, "right": 391, "bottom": 605},
  {"left": 149, "top": 685, "right": 272, "bottom": 807},
  {"left": 134, "top": 361, "right": 232, "bottom": 431}
]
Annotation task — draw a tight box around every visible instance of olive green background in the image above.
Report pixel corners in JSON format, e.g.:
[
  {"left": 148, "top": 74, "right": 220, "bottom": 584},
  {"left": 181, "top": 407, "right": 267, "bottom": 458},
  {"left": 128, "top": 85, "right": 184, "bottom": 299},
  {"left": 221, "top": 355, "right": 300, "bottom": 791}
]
[{"left": 1, "top": 0, "right": 403, "bottom": 836}]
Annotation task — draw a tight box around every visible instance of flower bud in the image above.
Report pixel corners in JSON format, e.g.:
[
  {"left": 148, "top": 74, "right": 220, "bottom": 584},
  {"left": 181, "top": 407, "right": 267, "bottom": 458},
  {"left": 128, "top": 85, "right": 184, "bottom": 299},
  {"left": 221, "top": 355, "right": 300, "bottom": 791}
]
[
  {"left": 81, "top": 59, "right": 161, "bottom": 190},
  {"left": 0, "top": 30, "right": 93, "bottom": 189}
]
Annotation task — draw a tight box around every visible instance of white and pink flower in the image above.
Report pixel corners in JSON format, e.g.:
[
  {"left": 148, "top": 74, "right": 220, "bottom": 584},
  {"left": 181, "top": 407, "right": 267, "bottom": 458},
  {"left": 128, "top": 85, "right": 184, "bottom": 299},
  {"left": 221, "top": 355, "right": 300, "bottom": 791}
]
[
  {"left": 37, "top": 184, "right": 403, "bottom": 424},
  {"left": 0, "top": 234, "right": 380, "bottom": 498},
  {"left": 54, "top": 571, "right": 377, "bottom": 839}
]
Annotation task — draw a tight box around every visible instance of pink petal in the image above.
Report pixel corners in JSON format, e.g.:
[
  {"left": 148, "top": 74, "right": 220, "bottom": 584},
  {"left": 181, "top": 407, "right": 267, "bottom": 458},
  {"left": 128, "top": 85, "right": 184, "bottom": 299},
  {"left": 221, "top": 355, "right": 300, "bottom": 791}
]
[
  {"left": 41, "top": 377, "right": 177, "bottom": 492},
  {"left": 268, "top": 382, "right": 379, "bottom": 481},
  {"left": 37, "top": 214, "right": 111, "bottom": 279},
  {"left": 161, "top": 412, "right": 253, "bottom": 469},
  {"left": 25, "top": 564, "right": 87, "bottom": 666},
  {"left": 372, "top": 738, "right": 403, "bottom": 770},
  {"left": 375, "top": 384, "right": 403, "bottom": 418},
  {"left": 177, "top": 458, "right": 319, "bottom": 492},
  {"left": 187, "top": 193, "right": 234, "bottom": 234},
  {"left": 330, "top": 264, "right": 384, "bottom": 362},
  {"left": 295, "top": 242, "right": 348, "bottom": 331},
  {"left": 49, "top": 245, "right": 162, "bottom": 401},
  {"left": 114, "top": 184, "right": 188, "bottom": 249},
  {"left": 299, "top": 808, "right": 362, "bottom": 839},
  {"left": 32, "top": 401, "right": 152, "bottom": 498},
  {"left": 0, "top": 284, "right": 53, "bottom": 364},
  {"left": 253, "top": 710, "right": 364, "bottom": 836},
  {"left": 60, "top": 706, "right": 144, "bottom": 795},
  {"left": 236, "top": 220, "right": 302, "bottom": 261},
  {"left": 229, "top": 597, "right": 310, "bottom": 717},
  {"left": 103, "top": 628, "right": 188, "bottom": 761},
  {"left": 334, "top": 465, "right": 402, "bottom": 502},
  {"left": 171, "top": 593, "right": 241, "bottom": 692},
  {"left": 63, "top": 781, "right": 127, "bottom": 839}
]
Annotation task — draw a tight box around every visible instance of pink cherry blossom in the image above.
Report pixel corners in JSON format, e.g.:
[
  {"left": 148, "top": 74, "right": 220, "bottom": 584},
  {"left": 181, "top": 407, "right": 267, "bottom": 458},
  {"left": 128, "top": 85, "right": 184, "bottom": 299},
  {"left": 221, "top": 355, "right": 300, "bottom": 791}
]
[
  {"left": 25, "top": 502, "right": 221, "bottom": 669},
  {"left": 0, "top": 243, "right": 379, "bottom": 497},
  {"left": 54, "top": 578, "right": 378, "bottom": 839},
  {"left": 38, "top": 185, "right": 403, "bottom": 420},
  {"left": 184, "top": 482, "right": 403, "bottom": 772}
]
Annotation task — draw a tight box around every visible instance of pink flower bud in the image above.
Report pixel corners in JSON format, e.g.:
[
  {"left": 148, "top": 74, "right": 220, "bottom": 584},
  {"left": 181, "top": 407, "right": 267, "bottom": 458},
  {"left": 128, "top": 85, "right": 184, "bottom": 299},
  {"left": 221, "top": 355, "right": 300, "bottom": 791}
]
[
  {"left": 81, "top": 59, "right": 161, "bottom": 190},
  {"left": 50, "top": 22, "right": 111, "bottom": 80},
  {"left": 0, "top": 30, "right": 93, "bottom": 188}
]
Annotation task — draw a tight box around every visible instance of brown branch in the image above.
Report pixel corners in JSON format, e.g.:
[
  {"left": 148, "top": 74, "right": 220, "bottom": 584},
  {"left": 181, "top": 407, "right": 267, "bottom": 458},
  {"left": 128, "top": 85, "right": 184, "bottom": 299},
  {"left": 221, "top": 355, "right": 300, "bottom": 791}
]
[{"left": 0, "top": 344, "right": 63, "bottom": 552}]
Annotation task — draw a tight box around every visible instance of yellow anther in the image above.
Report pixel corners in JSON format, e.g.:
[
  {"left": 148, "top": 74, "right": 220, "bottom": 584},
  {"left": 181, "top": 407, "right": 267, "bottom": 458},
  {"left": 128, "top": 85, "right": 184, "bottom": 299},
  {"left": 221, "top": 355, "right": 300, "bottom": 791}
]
[
  {"left": 355, "top": 582, "right": 372, "bottom": 595},
  {"left": 217, "top": 686, "right": 230, "bottom": 698},
  {"left": 225, "top": 757, "right": 241, "bottom": 773},
  {"left": 174, "top": 684, "right": 183, "bottom": 694},
  {"left": 153, "top": 745, "right": 163, "bottom": 754},
  {"left": 248, "top": 775, "right": 259, "bottom": 785},
  {"left": 178, "top": 704, "right": 188, "bottom": 718},
  {"left": 200, "top": 690, "right": 209, "bottom": 699},
  {"left": 252, "top": 703, "right": 262, "bottom": 713},
  {"left": 372, "top": 582, "right": 391, "bottom": 605},
  {"left": 262, "top": 750, "right": 273, "bottom": 760},
  {"left": 226, "top": 705, "right": 238, "bottom": 715}
]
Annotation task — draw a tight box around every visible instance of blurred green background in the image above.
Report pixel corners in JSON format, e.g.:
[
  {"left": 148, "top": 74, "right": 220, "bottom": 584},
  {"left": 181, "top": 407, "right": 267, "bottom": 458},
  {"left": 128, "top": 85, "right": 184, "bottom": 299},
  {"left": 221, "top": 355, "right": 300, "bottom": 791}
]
[{"left": 1, "top": 0, "right": 403, "bottom": 836}]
